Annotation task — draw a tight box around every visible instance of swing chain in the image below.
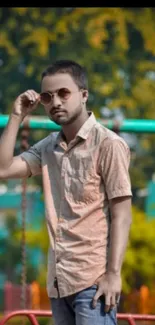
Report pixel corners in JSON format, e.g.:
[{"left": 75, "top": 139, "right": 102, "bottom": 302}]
[{"left": 20, "top": 124, "right": 30, "bottom": 309}]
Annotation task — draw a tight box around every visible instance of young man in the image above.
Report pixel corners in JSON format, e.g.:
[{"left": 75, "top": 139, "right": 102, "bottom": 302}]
[{"left": 0, "top": 60, "right": 132, "bottom": 325}]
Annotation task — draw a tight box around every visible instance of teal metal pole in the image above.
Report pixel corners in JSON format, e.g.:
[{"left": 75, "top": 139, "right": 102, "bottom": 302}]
[
  {"left": 0, "top": 115, "right": 61, "bottom": 131},
  {"left": 1, "top": 114, "right": 155, "bottom": 133},
  {"left": 97, "top": 119, "right": 155, "bottom": 133}
]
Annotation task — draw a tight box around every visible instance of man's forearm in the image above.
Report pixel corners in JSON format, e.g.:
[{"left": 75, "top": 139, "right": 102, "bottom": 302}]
[
  {"left": 107, "top": 213, "right": 132, "bottom": 274},
  {"left": 92, "top": 198, "right": 132, "bottom": 309},
  {"left": 0, "top": 113, "right": 23, "bottom": 169}
]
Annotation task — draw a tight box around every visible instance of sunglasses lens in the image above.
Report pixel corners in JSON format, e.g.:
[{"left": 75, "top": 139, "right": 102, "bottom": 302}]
[
  {"left": 58, "top": 88, "right": 71, "bottom": 100},
  {"left": 40, "top": 93, "right": 51, "bottom": 105}
]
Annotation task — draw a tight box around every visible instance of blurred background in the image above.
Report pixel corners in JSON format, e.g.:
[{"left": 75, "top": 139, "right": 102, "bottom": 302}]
[{"left": 1, "top": 7, "right": 155, "bottom": 324}]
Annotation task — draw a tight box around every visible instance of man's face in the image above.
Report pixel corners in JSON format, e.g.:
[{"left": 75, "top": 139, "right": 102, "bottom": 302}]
[{"left": 41, "top": 73, "right": 88, "bottom": 125}]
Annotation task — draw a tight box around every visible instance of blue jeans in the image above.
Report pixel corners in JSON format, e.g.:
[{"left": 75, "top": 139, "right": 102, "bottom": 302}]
[{"left": 50, "top": 285, "right": 117, "bottom": 325}]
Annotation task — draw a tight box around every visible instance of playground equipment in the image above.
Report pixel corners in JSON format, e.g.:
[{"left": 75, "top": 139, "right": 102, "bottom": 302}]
[
  {"left": 1, "top": 309, "right": 155, "bottom": 325},
  {"left": 1, "top": 114, "right": 155, "bottom": 132}
]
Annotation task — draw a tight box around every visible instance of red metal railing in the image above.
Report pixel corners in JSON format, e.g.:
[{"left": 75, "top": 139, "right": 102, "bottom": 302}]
[
  {"left": 1, "top": 310, "right": 155, "bottom": 325},
  {"left": 118, "top": 313, "right": 155, "bottom": 324}
]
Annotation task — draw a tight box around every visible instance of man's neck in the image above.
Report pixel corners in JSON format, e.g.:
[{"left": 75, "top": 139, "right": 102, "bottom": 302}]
[{"left": 62, "top": 111, "right": 89, "bottom": 144}]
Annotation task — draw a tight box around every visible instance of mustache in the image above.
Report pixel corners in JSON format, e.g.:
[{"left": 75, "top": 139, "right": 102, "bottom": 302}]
[{"left": 50, "top": 107, "right": 65, "bottom": 114}]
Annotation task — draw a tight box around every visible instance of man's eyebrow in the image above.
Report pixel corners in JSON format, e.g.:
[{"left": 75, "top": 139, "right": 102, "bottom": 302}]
[{"left": 41, "top": 87, "right": 63, "bottom": 93}]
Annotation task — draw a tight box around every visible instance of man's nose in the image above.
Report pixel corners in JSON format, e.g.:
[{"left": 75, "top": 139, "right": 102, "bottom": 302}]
[{"left": 52, "top": 93, "right": 62, "bottom": 107}]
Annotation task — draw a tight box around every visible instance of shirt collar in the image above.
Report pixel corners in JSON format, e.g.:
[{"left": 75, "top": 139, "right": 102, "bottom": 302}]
[
  {"left": 55, "top": 111, "right": 97, "bottom": 146},
  {"left": 77, "top": 111, "right": 97, "bottom": 140}
]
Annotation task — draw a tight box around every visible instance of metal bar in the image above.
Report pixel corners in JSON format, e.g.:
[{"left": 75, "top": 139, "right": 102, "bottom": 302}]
[
  {"left": 1, "top": 311, "right": 155, "bottom": 325},
  {"left": 1, "top": 114, "right": 155, "bottom": 133},
  {"left": 126, "top": 318, "right": 136, "bottom": 325},
  {"left": 28, "top": 314, "right": 40, "bottom": 325},
  {"left": 0, "top": 310, "right": 51, "bottom": 325},
  {"left": 118, "top": 313, "right": 155, "bottom": 320},
  {"left": 0, "top": 115, "right": 60, "bottom": 131},
  {"left": 127, "top": 318, "right": 136, "bottom": 325},
  {"left": 98, "top": 118, "right": 155, "bottom": 133},
  {"left": 118, "top": 315, "right": 136, "bottom": 325},
  {"left": 0, "top": 310, "right": 52, "bottom": 325}
]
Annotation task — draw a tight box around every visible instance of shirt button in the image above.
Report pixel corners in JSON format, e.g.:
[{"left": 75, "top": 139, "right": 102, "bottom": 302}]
[
  {"left": 56, "top": 257, "right": 60, "bottom": 263},
  {"left": 53, "top": 277, "right": 58, "bottom": 288}
]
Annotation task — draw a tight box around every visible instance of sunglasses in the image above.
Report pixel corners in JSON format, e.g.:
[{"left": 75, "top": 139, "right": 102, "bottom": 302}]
[{"left": 40, "top": 88, "right": 81, "bottom": 105}]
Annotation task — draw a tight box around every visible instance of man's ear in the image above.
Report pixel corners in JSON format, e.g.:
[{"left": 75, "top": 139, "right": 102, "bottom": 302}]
[{"left": 82, "top": 90, "right": 89, "bottom": 103}]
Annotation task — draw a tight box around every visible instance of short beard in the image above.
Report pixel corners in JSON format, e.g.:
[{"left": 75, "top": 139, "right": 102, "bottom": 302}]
[{"left": 52, "top": 105, "right": 83, "bottom": 126}]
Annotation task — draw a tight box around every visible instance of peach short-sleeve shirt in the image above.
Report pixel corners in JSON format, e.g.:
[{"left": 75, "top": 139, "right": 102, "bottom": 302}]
[{"left": 21, "top": 112, "right": 132, "bottom": 298}]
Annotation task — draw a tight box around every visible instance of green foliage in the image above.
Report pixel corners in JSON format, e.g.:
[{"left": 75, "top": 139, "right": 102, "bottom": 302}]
[
  {"left": 122, "top": 206, "right": 155, "bottom": 293},
  {"left": 0, "top": 7, "right": 155, "bottom": 116},
  {"left": 0, "top": 7, "right": 155, "bottom": 192},
  {"left": 15, "top": 220, "right": 49, "bottom": 286},
  {"left": 0, "top": 212, "right": 38, "bottom": 283}
]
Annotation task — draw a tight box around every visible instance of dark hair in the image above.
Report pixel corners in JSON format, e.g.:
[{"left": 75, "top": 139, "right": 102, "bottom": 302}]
[{"left": 41, "top": 59, "right": 88, "bottom": 90}]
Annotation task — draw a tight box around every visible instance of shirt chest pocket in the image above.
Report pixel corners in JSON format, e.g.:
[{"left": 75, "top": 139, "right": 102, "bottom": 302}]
[
  {"left": 70, "top": 152, "right": 95, "bottom": 183},
  {"left": 67, "top": 152, "right": 99, "bottom": 203}
]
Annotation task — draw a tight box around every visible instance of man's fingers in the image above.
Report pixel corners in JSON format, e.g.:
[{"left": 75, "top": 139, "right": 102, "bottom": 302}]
[
  {"left": 105, "top": 294, "right": 119, "bottom": 312},
  {"left": 105, "top": 293, "right": 111, "bottom": 312},
  {"left": 110, "top": 294, "right": 116, "bottom": 309},
  {"left": 116, "top": 293, "right": 120, "bottom": 305},
  {"left": 32, "top": 96, "right": 40, "bottom": 108},
  {"left": 92, "top": 288, "right": 120, "bottom": 312},
  {"left": 111, "top": 294, "right": 116, "bottom": 307},
  {"left": 92, "top": 288, "right": 102, "bottom": 309},
  {"left": 21, "top": 90, "right": 40, "bottom": 107}
]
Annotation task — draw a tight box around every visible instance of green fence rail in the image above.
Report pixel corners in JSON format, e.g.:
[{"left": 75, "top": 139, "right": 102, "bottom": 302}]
[{"left": 1, "top": 114, "right": 155, "bottom": 133}]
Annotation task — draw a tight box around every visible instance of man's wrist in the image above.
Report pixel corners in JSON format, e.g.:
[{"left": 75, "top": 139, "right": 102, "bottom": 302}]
[
  {"left": 106, "top": 268, "right": 121, "bottom": 276},
  {"left": 10, "top": 112, "right": 25, "bottom": 122}
]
